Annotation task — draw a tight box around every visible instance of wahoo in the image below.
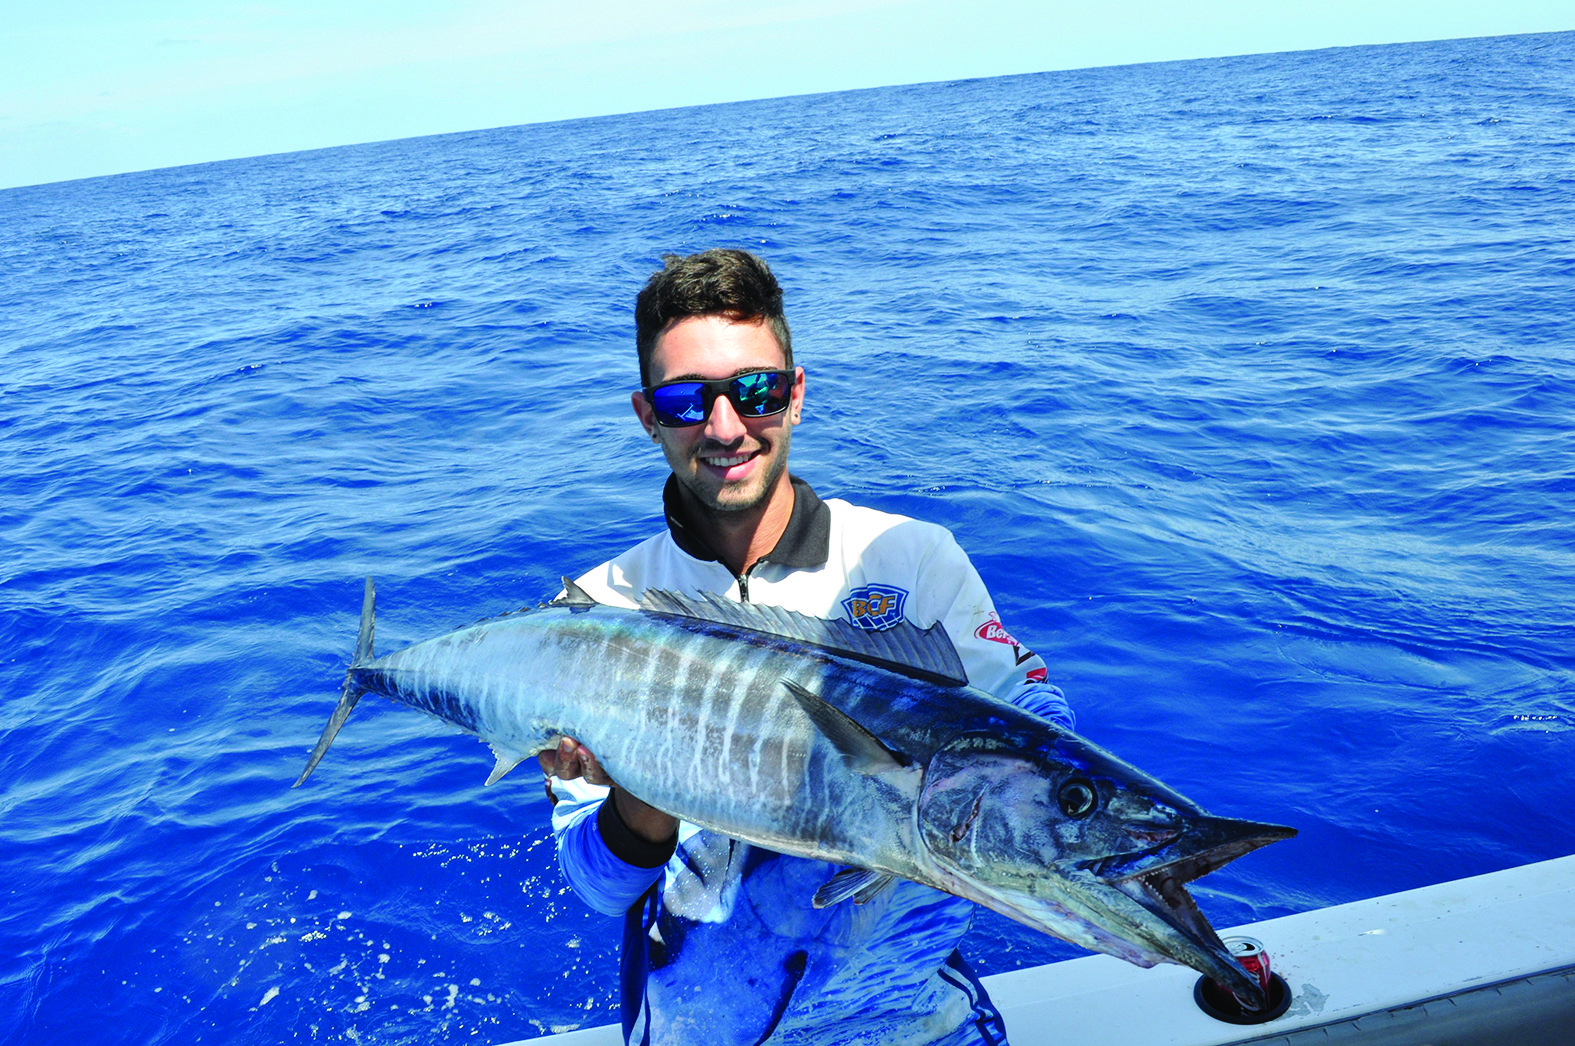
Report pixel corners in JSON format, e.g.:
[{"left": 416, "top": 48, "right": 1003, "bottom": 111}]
[{"left": 296, "top": 578, "right": 1295, "bottom": 1008}]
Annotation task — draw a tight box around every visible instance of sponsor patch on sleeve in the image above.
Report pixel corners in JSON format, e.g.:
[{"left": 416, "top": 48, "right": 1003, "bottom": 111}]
[
  {"left": 842, "top": 584, "right": 909, "bottom": 631},
  {"left": 976, "top": 612, "right": 1038, "bottom": 667}
]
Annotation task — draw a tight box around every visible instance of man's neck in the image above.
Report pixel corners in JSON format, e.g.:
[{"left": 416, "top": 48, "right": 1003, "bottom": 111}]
[{"left": 677, "top": 479, "right": 796, "bottom": 578}]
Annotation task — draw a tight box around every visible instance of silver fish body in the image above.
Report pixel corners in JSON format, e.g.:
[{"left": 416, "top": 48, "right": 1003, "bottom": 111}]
[{"left": 297, "top": 579, "right": 1295, "bottom": 1008}]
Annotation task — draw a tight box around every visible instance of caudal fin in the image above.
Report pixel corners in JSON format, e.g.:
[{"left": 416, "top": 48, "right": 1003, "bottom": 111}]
[{"left": 293, "top": 577, "right": 377, "bottom": 787}]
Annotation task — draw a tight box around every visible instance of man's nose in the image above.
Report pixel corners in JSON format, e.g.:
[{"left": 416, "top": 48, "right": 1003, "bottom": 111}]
[{"left": 703, "top": 392, "right": 748, "bottom": 442}]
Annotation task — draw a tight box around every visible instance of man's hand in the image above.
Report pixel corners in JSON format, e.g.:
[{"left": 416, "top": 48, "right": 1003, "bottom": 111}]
[
  {"left": 539, "top": 737, "right": 679, "bottom": 845},
  {"left": 538, "top": 736, "right": 615, "bottom": 786}
]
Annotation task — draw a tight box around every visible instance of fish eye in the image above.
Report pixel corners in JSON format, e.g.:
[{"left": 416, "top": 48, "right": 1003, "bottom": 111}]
[{"left": 1057, "top": 778, "right": 1098, "bottom": 819}]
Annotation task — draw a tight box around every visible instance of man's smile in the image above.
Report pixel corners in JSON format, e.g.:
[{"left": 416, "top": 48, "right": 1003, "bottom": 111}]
[{"left": 701, "top": 450, "right": 758, "bottom": 470}]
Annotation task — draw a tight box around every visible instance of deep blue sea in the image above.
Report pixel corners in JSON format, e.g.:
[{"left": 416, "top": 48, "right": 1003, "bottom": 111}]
[{"left": 3, "top": 29, "right": 1573, "bottom": 1045}]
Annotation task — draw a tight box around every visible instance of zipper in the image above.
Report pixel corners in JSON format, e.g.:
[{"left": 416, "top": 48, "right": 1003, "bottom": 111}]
[{"left": 737, "top": 558, "right": 770, "bottom": 603}]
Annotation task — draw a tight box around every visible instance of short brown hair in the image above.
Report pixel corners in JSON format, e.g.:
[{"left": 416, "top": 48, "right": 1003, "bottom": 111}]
[{"left": 634, "top": 249, "right": 793, "bottom": 386}]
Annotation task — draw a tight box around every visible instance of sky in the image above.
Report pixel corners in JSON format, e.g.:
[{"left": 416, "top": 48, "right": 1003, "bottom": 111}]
[{"left": 2, "top": 0, "right": 1570, "bottom": 191}]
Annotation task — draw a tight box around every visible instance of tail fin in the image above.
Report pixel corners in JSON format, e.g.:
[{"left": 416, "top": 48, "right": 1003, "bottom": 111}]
[{"left": 293, "top": 577, "right": 377, "bottom": 787}]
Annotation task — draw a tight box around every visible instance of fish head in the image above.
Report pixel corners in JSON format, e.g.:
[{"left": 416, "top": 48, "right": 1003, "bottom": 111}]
[{"left": 916, "top": 730, "right": 1295, "bottom": 1008}]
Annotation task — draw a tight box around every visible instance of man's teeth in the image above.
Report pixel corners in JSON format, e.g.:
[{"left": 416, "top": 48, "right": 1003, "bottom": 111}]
[{"left": 704, "top": 454, "right": 752, "bottom": 467}]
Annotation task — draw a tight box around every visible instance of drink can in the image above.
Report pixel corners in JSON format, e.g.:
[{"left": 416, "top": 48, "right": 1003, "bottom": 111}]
[{"left": 1224, "top": 935, "right": 1272, "bottom": 992}]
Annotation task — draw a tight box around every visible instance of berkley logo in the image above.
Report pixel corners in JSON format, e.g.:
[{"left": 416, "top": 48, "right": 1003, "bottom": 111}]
[
  {"left": 842, "top": 584, "right": 908, "bottom": 631},
  {"left": 977, "top": 613, "right": 1038, "bottom": 668},
  {"left": 975, "top": 615, "right": 1021, "bottom": 647}
]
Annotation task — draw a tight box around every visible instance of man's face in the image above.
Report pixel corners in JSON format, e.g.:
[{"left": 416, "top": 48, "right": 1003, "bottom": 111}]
[{"left": 631, "top": 315, "right": 805, "bottom": 517}]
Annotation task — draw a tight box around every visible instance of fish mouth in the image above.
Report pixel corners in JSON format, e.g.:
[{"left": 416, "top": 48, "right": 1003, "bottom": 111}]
[
  {"left": 1087, "top": 816, "right": 1297, "bottom": 1006},
  {"left": 1094, "top": 816, "right": 1292, "bottom": 913},
  {"left": 1100, "top": 849, "right": 1233, "bottom": 946}
]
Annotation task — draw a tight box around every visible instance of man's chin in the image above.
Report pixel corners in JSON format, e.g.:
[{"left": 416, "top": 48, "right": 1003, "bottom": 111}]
[
  {"left": 701, "top": 481, "right": 771, "bottom": 515},
  {"left": 679, "top": 466, "right": 779, "bottom": 517}
]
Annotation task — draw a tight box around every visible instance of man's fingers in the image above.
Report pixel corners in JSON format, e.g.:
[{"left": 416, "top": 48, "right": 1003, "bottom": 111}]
[
  {"left": 538, "top": 737, "right": 574, "bottom": 777},
  {"left": 578, "top": 746, "right": 613, "bottom": 787},
  {"left": 538, "top": 737, "right": 614, "bottom": 786}
]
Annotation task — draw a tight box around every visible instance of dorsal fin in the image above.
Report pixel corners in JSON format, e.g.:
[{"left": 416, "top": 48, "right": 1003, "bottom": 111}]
[{"left": 637, "top": 589, "right": 968, "bottom": 687}]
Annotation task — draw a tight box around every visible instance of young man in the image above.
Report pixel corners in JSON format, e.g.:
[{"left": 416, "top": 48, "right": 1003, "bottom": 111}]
[{"left": 539, "top": 249, "right": 1073, "bottom": 1046}]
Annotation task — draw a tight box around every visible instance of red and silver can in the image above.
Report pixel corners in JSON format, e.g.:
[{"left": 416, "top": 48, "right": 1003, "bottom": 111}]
[{"left": 1224, "top": 936, "right": 1272, "bottom": 994}]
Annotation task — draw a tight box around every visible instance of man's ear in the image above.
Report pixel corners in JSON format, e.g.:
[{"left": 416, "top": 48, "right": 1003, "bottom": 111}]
[{"left": 631, "top": 390, "right": 660, "bottom": 440}]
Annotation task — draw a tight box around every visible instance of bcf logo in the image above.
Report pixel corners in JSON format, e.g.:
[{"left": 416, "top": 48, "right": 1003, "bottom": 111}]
[{"left": 842, "top": 584, "right": 908, "bottom": 631}]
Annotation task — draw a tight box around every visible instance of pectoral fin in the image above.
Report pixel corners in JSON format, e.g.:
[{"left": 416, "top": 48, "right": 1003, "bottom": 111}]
[
  {"left": 782, "top": 680, "right": 909, "bottom": 775},
  {"left": 813, "top": 867, "right": 897, "bottom": 908}
]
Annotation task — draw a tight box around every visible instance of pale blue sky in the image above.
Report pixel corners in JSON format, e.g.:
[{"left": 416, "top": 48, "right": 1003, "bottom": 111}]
[{"left": 2, "top": 0, "right": 1569, "bottom": 190}]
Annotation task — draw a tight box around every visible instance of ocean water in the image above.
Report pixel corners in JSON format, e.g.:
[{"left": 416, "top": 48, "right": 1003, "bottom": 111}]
[{"left": 3, "top": 29, "right": 1573, "bottom": 1045}]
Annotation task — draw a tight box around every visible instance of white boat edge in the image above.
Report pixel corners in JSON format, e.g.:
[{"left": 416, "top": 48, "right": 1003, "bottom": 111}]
[{"left": 504, "top": 853, "right": 1575, "bottom": 1045}]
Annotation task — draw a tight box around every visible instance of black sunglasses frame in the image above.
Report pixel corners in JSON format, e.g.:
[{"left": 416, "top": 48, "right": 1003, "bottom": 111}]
[{"left": 641, "top": 370, "right": 796, "bottom": 428}]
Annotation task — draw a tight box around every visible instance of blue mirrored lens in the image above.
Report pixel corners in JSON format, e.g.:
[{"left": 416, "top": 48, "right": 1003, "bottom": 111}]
[
  {"left": 733, "top": 371, "right": 788, "bottom": 415},
  {"left": 651, "top": 383, "right": 707, "bottom": 425}
]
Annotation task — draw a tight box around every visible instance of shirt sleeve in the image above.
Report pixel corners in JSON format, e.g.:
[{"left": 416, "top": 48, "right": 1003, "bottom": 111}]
[
  {"left": 550, "top": 776, "right": 669, "bottom": 916},
  {"left": 1011, "top": 681, "right": 1075, "bottom": 731},
  {"left": 918, "top": 531, "right": 1076, "bottom": 732}
]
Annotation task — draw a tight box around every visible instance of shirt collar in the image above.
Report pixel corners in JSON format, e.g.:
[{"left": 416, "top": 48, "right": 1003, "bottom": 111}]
[{"left": 662, "top": 473, "right": 830, "bottom": 570}]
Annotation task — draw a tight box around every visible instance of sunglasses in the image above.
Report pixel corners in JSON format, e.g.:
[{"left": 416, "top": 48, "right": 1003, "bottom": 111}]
[{"left": 642, "top": 370, "right": 795, "bottom": 428}]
